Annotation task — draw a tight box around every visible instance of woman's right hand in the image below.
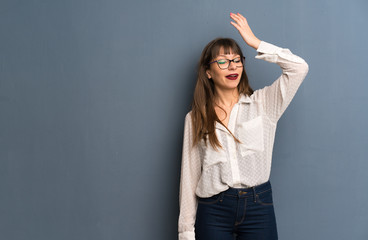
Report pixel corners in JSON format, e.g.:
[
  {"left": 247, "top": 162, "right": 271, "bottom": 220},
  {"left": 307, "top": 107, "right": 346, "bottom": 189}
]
[{"left": 230, "top": 12, "right": 261, "bottom": 50}]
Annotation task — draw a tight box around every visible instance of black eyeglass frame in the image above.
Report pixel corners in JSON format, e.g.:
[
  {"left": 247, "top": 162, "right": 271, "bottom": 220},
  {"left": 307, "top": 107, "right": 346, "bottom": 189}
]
[{"left": 208, "top": 56, "right": 245, "bottom": 70}]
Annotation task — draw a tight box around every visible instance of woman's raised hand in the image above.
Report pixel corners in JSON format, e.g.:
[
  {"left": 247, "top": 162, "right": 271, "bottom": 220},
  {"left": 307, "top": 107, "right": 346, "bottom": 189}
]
[{"left": 230, "top": 13, "right": 261, "bottom": 50}]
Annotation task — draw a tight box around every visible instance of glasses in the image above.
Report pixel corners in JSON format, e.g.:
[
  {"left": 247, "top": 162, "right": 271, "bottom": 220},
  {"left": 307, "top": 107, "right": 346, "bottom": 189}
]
[{"left": 208, "top": 56, "right": 245, "bottom": 70}]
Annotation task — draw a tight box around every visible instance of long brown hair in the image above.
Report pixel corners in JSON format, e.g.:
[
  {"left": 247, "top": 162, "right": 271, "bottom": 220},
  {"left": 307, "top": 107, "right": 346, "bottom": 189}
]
[{"left": 191, "top": 38, "right": 254, "bottom": 150}]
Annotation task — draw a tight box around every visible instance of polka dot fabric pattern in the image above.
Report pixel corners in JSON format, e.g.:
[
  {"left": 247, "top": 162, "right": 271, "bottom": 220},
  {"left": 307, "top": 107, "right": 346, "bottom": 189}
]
[{"left": 178, "top": 41, "right": 309, "bottom": 240}]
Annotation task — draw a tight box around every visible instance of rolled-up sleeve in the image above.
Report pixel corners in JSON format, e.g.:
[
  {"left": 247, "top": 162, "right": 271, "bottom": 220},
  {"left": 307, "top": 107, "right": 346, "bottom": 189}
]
[
  {"left": 253, "top": 41, "right": 309, "bottom": 123},
  {"left": 178, "top": 113, "right": 202, "bottom": 240}
]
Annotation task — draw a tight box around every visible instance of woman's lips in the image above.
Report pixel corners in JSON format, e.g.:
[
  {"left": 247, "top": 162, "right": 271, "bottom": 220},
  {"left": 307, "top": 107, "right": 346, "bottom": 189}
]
[{"left": 225, "top": 74, "right": 239, "bottom": 80}]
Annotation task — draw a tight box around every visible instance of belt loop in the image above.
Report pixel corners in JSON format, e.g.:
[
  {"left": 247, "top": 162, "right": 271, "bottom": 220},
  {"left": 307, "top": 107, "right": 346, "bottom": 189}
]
[{"left": 252, "top": 187, "right": 256, "bottom": 203}]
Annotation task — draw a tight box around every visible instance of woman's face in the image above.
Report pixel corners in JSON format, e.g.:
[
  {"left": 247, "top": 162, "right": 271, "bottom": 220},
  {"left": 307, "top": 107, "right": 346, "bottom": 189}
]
[{"left": 206, "top": 47, "right": 243, "bottom": 91}]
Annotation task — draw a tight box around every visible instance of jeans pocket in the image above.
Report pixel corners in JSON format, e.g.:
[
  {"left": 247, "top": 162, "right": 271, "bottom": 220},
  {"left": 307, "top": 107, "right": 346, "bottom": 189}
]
[
  {"left": 197, "top": 192, "right": 224, "bottom": 205},
  {"left": 256, "top": 189, "right": 273, "bottom": 206}
]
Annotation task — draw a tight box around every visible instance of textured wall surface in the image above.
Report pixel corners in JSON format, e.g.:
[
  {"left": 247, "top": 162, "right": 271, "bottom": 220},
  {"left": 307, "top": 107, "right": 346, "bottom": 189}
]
[{"left": 1, "top": 0, "right": 367, "bottom": 239}]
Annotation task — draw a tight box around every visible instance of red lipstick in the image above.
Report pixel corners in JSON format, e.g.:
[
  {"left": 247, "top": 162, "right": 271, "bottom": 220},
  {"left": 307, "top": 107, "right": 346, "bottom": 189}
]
[{"left": 225, "top": 73, "right": 239, "bottom": 80}]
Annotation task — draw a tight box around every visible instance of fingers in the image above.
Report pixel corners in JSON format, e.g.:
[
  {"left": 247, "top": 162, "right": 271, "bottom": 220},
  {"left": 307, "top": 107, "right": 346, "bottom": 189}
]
[
  {"left": 230, "top": 12, "right": 247, "bottom": 25},
  {"left": 229, "top": 12, "right": 259, "bottom": 48},
  {"left": 230, "top": 21, "right": 242, "bottom": 33},
  {"left": 230, "top": 13, "right": 244, "bottom": 33},
  {"left": 230, "top": 12, "right": 239, "bottom": 24},
  {"left": 236, "top": 12, "right": 246, "bottom": 20},
  {"left": 230, "top": 12, "right": 251, "bottom": 35}
]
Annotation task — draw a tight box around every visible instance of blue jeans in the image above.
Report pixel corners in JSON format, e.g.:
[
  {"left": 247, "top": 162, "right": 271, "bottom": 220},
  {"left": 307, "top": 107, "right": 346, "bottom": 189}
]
[{"left": 195, "top": 180, "right": 278, "bottom": 240}]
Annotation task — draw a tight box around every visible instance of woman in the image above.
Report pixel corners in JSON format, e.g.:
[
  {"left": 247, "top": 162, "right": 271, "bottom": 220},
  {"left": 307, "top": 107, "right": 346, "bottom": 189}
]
[{"left": 178, "top": 13, "right": 309, "bottom": 240}]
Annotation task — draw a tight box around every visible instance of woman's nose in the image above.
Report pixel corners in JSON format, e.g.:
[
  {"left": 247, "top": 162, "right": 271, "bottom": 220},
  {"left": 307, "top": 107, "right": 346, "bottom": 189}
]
[{"left": 228, "top": 61, "right": 237, "bottom": 70}]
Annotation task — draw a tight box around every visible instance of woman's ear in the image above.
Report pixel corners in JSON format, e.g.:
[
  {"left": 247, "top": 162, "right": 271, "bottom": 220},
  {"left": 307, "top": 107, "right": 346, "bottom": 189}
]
[{"left": 206, "top": 70, "right": 212, "bottom": 79}]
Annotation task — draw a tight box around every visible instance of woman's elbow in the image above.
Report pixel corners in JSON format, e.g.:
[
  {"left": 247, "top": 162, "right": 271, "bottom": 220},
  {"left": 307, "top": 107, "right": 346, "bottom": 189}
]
[{"left": 297, "top": 60, "right": 309, "bottom": 79}]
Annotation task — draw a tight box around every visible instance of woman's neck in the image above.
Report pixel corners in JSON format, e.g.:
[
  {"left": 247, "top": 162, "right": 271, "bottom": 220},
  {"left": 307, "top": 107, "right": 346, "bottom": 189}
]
[{"left": 214, "top": 88, "right": 240, "bottom": 107}]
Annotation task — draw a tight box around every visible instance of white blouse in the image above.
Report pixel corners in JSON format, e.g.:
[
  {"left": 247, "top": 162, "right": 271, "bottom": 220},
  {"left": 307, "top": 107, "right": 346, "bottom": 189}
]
[{"left": 178, "top": 41, "right": 309, "bottom": 240}]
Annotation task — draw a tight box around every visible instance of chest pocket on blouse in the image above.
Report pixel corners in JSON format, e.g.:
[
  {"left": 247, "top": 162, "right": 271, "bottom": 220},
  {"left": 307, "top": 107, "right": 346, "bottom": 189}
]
[
  {"left": 200, "top": 131, "right": 228, "bottom": 170},
  {"left": 237, "top": 115, "right": 265, "bottom": 157}
]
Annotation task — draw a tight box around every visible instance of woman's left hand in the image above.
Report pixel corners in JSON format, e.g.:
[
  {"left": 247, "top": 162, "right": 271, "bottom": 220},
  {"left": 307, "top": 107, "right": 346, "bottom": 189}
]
[{"left": 230, "top": 13, "right": 261, "bottom": 50}]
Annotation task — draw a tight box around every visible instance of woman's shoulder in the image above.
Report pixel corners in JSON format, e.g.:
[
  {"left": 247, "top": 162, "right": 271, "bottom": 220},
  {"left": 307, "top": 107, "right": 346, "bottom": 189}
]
[{"left": 185, "top": 110, "right": 193, "bottom": 121}]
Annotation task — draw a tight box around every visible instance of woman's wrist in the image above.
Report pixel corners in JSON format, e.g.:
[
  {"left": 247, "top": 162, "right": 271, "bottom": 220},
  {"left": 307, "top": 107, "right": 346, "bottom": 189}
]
[{"left": 249, "top": 38, "right": 261, "bottom": 50}]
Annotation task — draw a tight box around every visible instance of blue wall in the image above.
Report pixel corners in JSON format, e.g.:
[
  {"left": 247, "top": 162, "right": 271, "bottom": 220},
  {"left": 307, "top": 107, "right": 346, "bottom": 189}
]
[{"left": 1, "top": 0, "right": 367, "bottom": 239}]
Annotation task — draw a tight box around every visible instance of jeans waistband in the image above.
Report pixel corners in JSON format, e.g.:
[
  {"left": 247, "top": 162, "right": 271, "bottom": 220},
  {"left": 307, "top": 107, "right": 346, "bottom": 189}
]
[{"left": 222, "top": 180, "right": 272, "bottom": 198}]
